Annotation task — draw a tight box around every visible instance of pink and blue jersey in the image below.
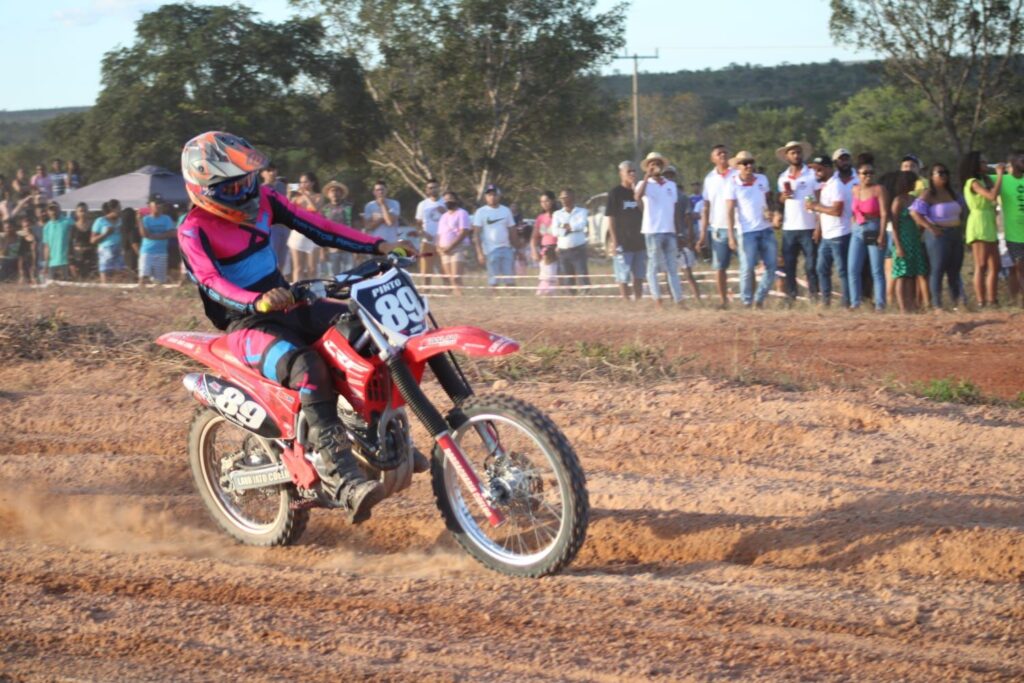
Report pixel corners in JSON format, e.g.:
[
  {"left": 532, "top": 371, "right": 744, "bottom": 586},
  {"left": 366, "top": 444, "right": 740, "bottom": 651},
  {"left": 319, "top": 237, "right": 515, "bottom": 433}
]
[{"left": 178, "top": 184, "right": 381, "bottom": 329}]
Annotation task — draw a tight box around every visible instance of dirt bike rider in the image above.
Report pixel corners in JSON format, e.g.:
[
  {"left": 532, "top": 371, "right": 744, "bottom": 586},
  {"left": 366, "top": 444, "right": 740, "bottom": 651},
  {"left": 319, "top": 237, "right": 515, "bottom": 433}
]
[{"left": 178, "top": 131, "right": 417, "bottom": 523}]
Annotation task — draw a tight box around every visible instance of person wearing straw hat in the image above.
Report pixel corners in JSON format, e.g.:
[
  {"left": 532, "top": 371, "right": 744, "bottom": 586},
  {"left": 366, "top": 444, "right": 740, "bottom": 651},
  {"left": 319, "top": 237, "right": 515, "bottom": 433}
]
[
  {"left": 320, "top": 180, "right": 353, "bottom": 277},
  {"left": 636, "top": 151, "right": 684, "bottom": 307},
  {"left": 725, "top": 151, "right": 776, "bottom": 308},
  {"left": 774, "top": 140, "right": 819, "bottom": 305},
  {"left": 696, "top": 144, "right": 738, "bottom": 308}
]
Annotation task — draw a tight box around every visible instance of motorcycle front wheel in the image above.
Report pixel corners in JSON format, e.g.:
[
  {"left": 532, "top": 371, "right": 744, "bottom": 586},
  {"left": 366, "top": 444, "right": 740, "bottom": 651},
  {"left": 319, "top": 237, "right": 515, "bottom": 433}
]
[
  {"left": 431, "top": 394, "right": 588, "bottom": 577},
  {"left": 187, "top": 408, "right": 308, "bottom": 546}
]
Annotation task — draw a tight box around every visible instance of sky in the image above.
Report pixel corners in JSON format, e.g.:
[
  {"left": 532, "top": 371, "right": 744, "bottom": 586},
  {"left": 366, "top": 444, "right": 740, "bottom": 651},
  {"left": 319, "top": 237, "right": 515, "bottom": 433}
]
[{"left": 1, "top": 0, "right": 877, "bottom": 111}]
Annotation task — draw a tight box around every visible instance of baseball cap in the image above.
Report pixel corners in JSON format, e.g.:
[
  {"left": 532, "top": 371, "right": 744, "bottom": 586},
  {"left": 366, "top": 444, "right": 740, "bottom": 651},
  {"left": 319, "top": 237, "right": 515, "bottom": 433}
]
[
  {"left": 484, "top": 183, "right": 499, "bottom": 194},
  {"left": 831, "top": 148, "right": 852, "bottom": 161},
  {"left": 900, "top": 153, "right": 922, "bottom": 166},
  {"left": 809, "top": 155, "right": 833, "bottom": 167}
]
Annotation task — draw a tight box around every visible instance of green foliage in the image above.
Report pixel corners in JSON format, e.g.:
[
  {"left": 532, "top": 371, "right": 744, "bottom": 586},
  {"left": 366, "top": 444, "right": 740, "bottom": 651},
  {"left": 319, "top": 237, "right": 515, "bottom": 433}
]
[
  {"left": 913, "top": 378, "right": 984, "bottom": 404},
  {"left": 305, "top": 0, "right": 626, "bottom": 201},
  {"left": 44, "top": 3, "right": 383, "bottom": 179},
  {"left": 602, "top": 59, "right": 886, "bottom": 121},
  {"left": 822, "top": 86, "right": 948, "bottom": 170},
  {"left": 829, "top": 0, "right": 1024, "bottom": 158}
]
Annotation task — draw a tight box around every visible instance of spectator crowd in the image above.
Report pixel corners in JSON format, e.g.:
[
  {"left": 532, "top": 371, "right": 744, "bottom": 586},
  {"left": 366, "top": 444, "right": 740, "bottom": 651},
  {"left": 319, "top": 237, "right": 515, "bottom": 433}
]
[{"left": 2, "top": 142, "right": 1023, "bottom": 315}]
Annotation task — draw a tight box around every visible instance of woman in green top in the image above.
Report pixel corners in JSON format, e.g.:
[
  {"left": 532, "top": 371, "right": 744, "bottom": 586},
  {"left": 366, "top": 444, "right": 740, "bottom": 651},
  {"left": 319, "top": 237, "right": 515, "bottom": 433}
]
[
  {"left": 959, "top": 151, "right": 1005, "bottom": 307},
  {"left": 890, "top": 171, "right": 928, "bottom": 313}
]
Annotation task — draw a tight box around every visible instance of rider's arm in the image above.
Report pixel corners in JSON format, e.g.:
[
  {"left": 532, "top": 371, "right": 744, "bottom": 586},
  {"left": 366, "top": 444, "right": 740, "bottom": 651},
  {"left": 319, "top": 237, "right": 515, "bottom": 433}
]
[
  {"left": 266, "top": 187, "right": 384, "bottom": 254},
  {"left": 178, "top": 220, "right": 262, "bottom": 313}
]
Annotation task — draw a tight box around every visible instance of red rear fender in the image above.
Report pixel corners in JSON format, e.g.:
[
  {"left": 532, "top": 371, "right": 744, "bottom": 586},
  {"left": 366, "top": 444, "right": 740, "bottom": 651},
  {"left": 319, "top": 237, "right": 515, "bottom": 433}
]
[
  {"left": 404, "top": 326, "right": 519, "bottom": 364},
  {"left": 156, "top": 332, "right": 224, "bottom": 366}
]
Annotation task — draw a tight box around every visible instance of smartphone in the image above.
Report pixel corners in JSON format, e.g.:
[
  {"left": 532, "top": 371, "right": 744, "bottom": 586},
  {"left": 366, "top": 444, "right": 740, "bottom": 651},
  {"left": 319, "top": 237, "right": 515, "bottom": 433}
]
[{"left": 287, "top": 182, "right": 300, "bottom": 192}]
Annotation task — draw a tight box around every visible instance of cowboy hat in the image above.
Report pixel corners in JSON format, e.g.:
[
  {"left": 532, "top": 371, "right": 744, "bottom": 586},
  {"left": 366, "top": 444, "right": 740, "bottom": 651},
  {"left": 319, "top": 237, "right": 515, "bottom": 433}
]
[
  {"left": 728, "top": 150, "right": 756, "bottom": 168},
  {"left": 323, "top": 180, "right": 349, "bottom": 198},
  {"left": 641, "top": 151, "right": 669, "bottom": 171},
  {"left": 775, "top": 140, "right": 812, "bottom": 163}
]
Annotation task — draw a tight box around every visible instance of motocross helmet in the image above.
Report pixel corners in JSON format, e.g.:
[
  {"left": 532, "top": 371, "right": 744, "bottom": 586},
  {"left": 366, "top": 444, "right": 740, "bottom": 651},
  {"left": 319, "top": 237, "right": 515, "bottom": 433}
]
[{"left": 181, "top": 131, "right": 268, "bottom": 225}]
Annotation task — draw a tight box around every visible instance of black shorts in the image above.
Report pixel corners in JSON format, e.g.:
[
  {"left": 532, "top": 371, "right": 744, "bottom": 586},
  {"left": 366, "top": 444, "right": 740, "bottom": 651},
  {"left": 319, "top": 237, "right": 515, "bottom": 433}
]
[{"left": 1006, "top": 241, "right": 1024, "bottom": 264}]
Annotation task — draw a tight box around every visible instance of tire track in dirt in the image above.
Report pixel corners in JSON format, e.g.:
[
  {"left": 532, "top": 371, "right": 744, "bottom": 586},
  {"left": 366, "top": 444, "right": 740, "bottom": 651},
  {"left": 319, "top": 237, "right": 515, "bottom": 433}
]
[{"left": 2, "top": 290, "right": 1024, "bottom": 680}]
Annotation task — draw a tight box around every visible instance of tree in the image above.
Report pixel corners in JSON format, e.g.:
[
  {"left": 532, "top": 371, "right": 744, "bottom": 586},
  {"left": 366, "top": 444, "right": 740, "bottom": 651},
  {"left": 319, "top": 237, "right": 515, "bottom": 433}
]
[
  {"left": 830, "top": 0, "right": 1023, "bottom": 160},
  {"left": 821, "top": 86, "right": 948, "bottom": 170},
  {"left": 707, "top": 106, "right": 823, "bottom": 176},
  {"left": 45, "top": 3, "right": 383, "bottom": 179},
  {"left": 300, "top": 0, "right": 626, "bottom": 201}
]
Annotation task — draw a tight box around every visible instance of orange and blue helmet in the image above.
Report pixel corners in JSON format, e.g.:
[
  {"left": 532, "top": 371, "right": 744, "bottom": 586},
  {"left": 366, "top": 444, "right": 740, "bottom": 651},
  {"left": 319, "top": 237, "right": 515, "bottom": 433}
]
[{"left": 181, "top": 131, "right": 268, "bottom": 225}]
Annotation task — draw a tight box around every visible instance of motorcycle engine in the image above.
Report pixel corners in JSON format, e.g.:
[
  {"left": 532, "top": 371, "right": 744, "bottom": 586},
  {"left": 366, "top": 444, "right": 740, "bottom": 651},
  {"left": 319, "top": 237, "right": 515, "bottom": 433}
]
[{"left": 341, "top": 406, "right": 411, "bottom": 472}]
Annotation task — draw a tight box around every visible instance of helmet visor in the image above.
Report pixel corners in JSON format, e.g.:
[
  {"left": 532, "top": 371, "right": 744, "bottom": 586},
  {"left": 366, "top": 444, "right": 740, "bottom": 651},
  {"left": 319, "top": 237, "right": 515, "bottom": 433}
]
[{"left": 210, "top": 172, "right": 258, "bottom": 205}]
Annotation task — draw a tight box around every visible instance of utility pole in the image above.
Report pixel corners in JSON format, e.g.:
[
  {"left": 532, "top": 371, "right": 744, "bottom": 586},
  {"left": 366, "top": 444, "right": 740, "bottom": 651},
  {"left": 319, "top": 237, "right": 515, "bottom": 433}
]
[{"left": 614, "top": 49, "right": 659, "bottom": 165}]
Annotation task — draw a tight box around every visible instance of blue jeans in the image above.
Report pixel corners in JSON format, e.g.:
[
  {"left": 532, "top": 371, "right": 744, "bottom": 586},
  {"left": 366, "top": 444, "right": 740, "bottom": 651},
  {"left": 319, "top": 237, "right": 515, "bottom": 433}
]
[
  {"left": 739, "top": 229, "right": 777, "bottom": 305},
  {"left": 710, "top": 227, "right": 734, "bottom": 271},
  {"left": 781, "top": 229, "right": 819, "bottom": 300},
  {"left": 848, "top": 220, "right": 886, "bottom": 309},
  {"left": 817, "top": 233, "right": 851, "bottom": 307},
  {"left": 556, "top": 244, "right": 589, "bottom": 294},
  {"left": 486, "top": 246, "right": 515, "bottom": 286},
  {"left": 922, "top": 226, "right": 965, "bottom": 307},
  {"left": 645, "top": 233, "right": 683, "bottom": 302}
]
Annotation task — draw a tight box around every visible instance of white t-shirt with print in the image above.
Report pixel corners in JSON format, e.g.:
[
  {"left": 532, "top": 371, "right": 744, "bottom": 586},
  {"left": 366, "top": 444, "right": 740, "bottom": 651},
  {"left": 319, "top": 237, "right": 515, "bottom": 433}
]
[
  {"left": 636, "top": 177, "right": 678, "bottom": 234},
  {"left": 415, "top": 197, "right": 445, "bottom": 239},
  {"left": 472, "top": 204, "right": 515, "bottom": 254},
  {"left": 702, "top": 168, "right": 737, "bottom": 229},
  {"left": 819, "top": 175, "right": 853, "bottom": 239},
  {"left": 725, "top": 173, "right": 772, "bottom": 233},
  {"left": 777, "top": 165, "right": 818, "bottom": 231}
]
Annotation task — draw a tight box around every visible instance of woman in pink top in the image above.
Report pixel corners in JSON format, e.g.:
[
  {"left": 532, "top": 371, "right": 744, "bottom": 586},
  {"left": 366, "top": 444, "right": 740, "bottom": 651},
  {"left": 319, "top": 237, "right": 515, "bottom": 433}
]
[
  {"left": 436, "top": 191, "right": 471, "bottom": 294},
  {"left": 848, "top": 163, "right": 890, "bottom": 310},
  {"left": 530, "top": 191, "right": 559, "bottom": 296}
]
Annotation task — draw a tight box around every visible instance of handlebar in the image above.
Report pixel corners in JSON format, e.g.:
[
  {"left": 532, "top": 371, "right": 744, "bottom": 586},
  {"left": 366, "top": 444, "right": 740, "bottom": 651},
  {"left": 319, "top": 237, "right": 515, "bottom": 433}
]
[{"left": 256, "top": 251, "right": 416, "bottom": 312}]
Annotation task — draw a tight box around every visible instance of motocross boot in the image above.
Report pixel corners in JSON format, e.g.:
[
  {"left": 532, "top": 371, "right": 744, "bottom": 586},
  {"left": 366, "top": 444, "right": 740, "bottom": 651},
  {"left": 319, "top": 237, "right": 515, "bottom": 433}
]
[{"left": 310, "top": 422, "right": 386, "bottom": 524}]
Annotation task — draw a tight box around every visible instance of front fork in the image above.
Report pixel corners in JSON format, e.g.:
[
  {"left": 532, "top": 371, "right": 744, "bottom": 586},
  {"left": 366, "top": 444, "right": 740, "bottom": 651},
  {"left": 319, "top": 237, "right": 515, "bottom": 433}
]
[{"left": 357, "top": 310, "right": 506, "bottom": 527}]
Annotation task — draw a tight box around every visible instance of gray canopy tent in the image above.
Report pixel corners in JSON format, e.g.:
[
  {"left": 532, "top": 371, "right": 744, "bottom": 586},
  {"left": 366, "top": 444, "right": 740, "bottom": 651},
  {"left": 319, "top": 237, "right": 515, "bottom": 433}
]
[{"left": 53, "top": 165, "right": 189, "bottom": 212}]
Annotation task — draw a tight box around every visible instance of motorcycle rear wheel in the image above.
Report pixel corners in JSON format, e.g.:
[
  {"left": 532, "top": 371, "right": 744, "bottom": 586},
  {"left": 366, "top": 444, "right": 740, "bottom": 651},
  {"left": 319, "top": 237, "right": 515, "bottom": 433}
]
[
  {"left": 431, "top": 394, "right": 588, "bottom": 577},
  {"left": 188, "top": 408, "right": 308, "bottom": 546}
]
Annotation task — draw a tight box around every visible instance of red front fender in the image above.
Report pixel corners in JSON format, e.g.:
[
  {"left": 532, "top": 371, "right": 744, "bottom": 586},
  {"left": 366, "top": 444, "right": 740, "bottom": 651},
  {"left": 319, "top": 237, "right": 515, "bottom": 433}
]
[{"left": 404, "top": 326, "right": 519, "bottom": 364}]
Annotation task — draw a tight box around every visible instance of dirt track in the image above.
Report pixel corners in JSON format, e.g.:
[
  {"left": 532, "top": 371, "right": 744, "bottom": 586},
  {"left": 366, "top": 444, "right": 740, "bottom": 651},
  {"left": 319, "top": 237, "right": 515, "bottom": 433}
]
[{"left": 1, "top": 286, "right": 1023, "bottom": 681}]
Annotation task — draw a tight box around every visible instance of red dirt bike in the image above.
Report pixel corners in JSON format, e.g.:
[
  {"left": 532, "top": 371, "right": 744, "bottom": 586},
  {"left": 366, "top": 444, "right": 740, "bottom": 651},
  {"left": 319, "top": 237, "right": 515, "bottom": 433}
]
[{"left": 157, "top": 253, "right": 588, "bottom": 577}]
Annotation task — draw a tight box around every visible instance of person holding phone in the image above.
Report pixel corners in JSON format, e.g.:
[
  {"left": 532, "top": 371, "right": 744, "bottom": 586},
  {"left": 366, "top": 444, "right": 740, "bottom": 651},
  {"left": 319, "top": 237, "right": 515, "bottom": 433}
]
[{"left": 637, "top": 151, "right": 684, "bottom": 308}]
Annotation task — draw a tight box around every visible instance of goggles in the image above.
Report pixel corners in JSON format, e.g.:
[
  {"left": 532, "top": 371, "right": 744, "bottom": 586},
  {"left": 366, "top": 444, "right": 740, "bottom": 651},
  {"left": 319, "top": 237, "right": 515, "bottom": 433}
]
[{"left": 209, "top": 172, "right": 259, "bottom": 204}]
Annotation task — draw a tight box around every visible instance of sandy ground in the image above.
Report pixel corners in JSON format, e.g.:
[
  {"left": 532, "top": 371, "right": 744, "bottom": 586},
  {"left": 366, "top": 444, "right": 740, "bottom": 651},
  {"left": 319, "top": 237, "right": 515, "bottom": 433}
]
[{"left": 1, "top": 285, "right": 1022, "bottom": 681}]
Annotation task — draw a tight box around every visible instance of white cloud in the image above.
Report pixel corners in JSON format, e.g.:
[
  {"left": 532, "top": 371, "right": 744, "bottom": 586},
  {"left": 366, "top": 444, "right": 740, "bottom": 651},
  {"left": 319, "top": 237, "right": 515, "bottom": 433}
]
[{"left": 53, "top": 0, "right": 160, "bottom": 28}]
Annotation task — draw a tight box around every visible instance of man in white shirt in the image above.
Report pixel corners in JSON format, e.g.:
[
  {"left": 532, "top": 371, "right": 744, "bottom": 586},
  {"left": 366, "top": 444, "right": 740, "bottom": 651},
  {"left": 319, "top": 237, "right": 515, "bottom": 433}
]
[
  {"left": 807, "top": 155, "right": 852, "bottom": 307},
  {"left": 415, "top": 178, "right": 445, "bottom": 286},
  {"left": 362, "top": 180, "right": 401, "bottom": 243},
  {"left": 636, "top": 151, "right": 683, "bottom": 307},
  {"left": 552, "top": 187, "right": 590, "bottom": 295},
  {"left": 472, "top": 184, "right": 516, "bottom": 287},
  {"left": 697, "top": 144, "right": 738, "bottom": 308},
  {"left": 725, "top": 151, "right": 776, "bottom": 308},
  {"left": 774, "top": 140, "right": 819, "bottom": 304}
]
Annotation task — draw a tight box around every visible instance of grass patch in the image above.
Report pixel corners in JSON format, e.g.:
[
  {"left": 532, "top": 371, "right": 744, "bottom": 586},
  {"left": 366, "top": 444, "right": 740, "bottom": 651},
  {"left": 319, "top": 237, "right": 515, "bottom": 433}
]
[{"left": 911, "top": 378, "right": 985, "bottom": 405}]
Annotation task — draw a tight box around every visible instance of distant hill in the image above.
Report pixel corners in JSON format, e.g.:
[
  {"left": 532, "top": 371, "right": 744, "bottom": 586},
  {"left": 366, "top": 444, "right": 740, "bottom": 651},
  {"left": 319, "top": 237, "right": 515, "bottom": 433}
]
[
  {"left": 0, "top": 107, "right": 91, "bottom": 148},
  {"left": 599, "top": 59, "right": 886, "bottom": 120},
  {"left": 0, "top": 107, "right": 90, "bottom": 124}
]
